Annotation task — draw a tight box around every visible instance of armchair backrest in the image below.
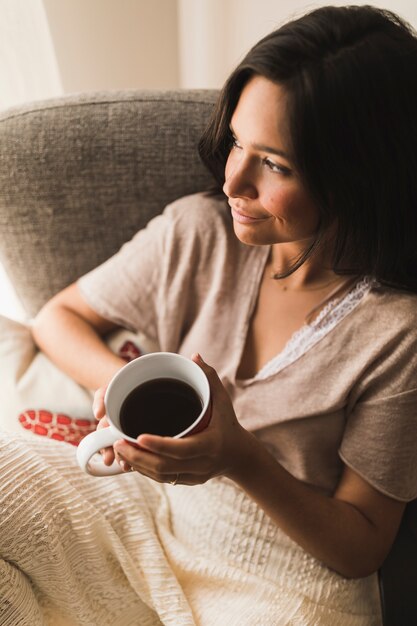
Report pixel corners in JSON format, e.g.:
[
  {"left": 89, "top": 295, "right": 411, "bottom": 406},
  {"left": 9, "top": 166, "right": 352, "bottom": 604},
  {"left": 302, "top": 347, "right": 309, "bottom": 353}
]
[{"left": 0, "top": 89, "right": 218, "bottom": 317}]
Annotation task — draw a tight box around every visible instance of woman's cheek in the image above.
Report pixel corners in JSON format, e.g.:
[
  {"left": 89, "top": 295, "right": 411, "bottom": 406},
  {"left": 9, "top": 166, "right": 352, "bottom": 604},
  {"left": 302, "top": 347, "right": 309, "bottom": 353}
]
[{"left": 263, "top": 187, "right": 290, "bottom": 219}]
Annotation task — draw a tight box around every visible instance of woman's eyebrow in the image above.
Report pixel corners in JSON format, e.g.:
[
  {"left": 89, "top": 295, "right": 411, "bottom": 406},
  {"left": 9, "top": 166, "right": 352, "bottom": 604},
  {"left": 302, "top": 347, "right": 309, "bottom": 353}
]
[{"left": 229, "top": 123, "right": 291, "bottom": 160}]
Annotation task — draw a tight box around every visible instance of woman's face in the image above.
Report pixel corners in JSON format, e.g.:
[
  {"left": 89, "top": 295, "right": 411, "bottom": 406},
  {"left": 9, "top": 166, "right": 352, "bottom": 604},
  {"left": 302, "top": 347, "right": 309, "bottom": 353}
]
[{"left": 223, "top": 75, "right": 319, "bottom": 248}]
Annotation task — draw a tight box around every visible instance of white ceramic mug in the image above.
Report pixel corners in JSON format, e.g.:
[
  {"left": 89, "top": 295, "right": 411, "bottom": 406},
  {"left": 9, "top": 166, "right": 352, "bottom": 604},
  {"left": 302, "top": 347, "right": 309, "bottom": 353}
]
[{"left": 76, "top": 352, "right": 211, "bottom": 476}]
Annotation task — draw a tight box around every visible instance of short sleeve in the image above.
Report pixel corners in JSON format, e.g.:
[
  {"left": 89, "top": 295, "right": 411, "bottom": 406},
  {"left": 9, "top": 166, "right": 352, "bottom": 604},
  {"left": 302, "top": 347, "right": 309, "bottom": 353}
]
[
  {"left": 338, "top": 291, "right": 417, "bottom": 502},
  {"left": 340, "top": 378, "right": 417, "bottom": 501},
  {"left": 78, "top": 210, "right": 169, "bottom": 341},
  {"left": 77, "top": 192, "right": 231, "bottom": 352}
]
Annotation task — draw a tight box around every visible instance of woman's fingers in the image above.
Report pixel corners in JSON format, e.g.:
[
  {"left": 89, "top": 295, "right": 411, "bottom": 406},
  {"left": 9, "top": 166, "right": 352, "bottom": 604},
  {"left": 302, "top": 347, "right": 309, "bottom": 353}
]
[
  {"left": 103, "top": 447, "right": 116, "bottom": 466},
  {"left": 191, "top": 353, "right": 226, "bottom": 395},
  {"left": 92, "top": 386, "right": 107, "bottom": 420},
  {"left": 113, "top": 439, "right": 212, "bottom": 479},
  {"left": 137, "top": 431, "right": 210, "bottom": 458},
  {"left": 96, "top": 416, "right": 109, "bottom": 431},
  {"left": 95, "top": 413, "right": 115, "bottom": 465}
]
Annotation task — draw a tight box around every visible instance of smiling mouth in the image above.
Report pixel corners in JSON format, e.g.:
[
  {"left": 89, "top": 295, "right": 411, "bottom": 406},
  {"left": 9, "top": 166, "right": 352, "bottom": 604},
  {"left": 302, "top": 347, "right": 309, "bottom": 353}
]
[{"left": 230, "top": 207, "right": 268, "bottom": 224}]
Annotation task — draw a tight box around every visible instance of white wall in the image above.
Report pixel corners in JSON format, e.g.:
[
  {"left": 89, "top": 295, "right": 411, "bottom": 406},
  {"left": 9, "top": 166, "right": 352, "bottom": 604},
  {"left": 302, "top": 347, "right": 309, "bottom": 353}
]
[
  {"left": 179, "top": 0, "right": 417, "bottom": 88},
  {"left": 0, "top": 0, "right": 62, "bottom": 109},
  {"left": 42, "top": 0, "right": 179, "bottom": 92},
  {"left": 4, "top": 0, "right": 417, "bottom": 102}
]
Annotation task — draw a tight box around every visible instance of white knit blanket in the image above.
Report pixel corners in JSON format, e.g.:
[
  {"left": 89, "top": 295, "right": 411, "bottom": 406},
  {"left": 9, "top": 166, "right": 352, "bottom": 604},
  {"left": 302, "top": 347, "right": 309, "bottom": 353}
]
[{"left": 0, "top": 433, "right": 382, "bottom": 625}]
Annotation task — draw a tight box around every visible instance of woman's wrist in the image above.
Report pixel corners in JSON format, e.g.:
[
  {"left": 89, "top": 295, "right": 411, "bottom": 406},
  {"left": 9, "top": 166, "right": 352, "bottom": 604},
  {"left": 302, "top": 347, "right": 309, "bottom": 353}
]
[
  {"left": 98, "top": 355, "right": 127, "bottom": 388},
  {"left": 225, "top": 425, "right": 267, "bottom": 486}
]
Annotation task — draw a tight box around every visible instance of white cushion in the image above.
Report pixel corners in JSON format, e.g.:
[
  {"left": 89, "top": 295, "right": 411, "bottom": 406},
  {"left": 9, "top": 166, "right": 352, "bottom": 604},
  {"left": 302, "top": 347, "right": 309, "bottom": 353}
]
[{"left": 0, "top": 314, "right": 158, "bottom": 441}]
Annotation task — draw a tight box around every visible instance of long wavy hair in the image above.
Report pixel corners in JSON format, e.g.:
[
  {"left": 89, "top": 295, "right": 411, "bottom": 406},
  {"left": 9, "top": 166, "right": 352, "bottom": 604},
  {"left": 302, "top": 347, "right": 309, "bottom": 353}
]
[{"left": 198, "top": 5, "right": 417, "bottom": 290}]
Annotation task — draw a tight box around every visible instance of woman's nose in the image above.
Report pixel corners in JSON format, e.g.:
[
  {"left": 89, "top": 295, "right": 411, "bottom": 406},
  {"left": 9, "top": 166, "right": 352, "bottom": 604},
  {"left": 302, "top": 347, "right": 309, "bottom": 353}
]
[{"left": 223, "top": 155, "right": 258, "bottom": 200}]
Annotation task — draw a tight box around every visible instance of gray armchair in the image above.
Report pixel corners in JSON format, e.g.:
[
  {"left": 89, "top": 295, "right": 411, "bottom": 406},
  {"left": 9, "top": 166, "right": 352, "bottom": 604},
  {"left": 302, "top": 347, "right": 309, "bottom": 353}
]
[
  {"left": 0, "top": 89, "right": 217, "bottom": 317},
  {"left": 0, "top": 89, "right": 415, "bottom": 626}
]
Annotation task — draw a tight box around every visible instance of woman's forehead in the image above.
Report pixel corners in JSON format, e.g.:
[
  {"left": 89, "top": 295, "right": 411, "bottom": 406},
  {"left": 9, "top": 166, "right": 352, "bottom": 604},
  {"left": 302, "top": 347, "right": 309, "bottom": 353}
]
[{"left": 231, "top": 76, "right": 293, "bottom": 159}]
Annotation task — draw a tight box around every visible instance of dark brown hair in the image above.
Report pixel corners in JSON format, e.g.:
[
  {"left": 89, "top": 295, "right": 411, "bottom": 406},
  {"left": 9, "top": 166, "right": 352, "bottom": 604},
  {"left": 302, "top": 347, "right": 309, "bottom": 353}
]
[{"left": 198, "top": 5, "right": 417, "bottom": 290}]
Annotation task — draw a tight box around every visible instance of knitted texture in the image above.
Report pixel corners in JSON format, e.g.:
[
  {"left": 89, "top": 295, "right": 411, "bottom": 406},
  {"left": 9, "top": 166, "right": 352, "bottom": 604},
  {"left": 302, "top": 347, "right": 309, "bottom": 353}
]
[
  {"left": 0, "top": 91, "right": 217, "bottom": 316},
  {"left": 0, "top": 433, "right": 382, "bottom": 625}
]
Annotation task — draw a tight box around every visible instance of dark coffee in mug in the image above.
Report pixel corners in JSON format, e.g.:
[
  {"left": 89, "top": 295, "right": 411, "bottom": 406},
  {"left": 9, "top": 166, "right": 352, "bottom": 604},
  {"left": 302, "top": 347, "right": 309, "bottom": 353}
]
[{"left": 119, "top": 377, "right": 203, "bottom": 438}]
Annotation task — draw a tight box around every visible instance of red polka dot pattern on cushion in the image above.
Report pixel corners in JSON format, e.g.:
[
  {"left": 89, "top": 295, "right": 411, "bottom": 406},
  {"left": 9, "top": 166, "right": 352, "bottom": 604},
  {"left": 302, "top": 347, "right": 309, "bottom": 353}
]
[
  {"left": 119, "top": 340, "right": 142, "bottom": 362},
  {"left": 18, "top": 409, "right": 96, "bottom": 446},
  {"left": 17, "top": 339, "right": 143, "bottom": 445}
]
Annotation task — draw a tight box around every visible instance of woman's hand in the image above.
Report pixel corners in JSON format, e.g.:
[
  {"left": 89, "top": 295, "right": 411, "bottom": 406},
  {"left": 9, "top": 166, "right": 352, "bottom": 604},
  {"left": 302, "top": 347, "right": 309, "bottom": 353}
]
[
  {"left": 92, "top": 385, "right": 119, "bottom": 467},
  {"left": 111, "top": 353, "right": 253, "bottom": 484}
]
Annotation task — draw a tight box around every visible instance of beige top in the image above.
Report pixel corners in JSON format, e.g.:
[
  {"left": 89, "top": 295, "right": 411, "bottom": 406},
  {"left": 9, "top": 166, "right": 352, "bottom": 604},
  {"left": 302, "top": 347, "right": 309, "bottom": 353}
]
[{"left": 79, "top": 192, "right": 417, "bottom": 501}]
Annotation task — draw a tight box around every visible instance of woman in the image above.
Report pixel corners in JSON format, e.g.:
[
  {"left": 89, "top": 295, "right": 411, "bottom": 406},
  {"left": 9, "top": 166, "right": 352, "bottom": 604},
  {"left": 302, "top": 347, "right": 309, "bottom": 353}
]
[{"left": 2, "top": 5, "right": 417, "bottom": 625}]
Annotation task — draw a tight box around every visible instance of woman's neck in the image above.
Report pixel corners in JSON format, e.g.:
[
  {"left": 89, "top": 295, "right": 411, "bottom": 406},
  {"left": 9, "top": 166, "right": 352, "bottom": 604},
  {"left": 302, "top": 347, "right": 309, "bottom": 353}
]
[{"left": 269, "top": 241, "right": 337, "bottom": 290}]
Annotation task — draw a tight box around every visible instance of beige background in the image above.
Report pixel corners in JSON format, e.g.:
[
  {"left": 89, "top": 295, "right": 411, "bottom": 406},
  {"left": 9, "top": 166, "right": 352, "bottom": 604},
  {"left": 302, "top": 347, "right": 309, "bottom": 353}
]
[
  {"left": 46, "top": 0, "right": 417, "bottom": 92},
  {"left": 42, "top": 0, "right": 180, "bottom": 92},
  {"left": 3, "top": 0, "right": 417, "bottom": 109}
]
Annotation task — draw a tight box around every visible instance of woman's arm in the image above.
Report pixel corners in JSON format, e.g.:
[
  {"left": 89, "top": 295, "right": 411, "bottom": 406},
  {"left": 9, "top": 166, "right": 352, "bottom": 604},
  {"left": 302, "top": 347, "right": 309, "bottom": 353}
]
[
  {"left": 228, "top": 432, "right": 405, "bottom": 579},
  {"left": 111, "top": 354, "right": 406, "bottom": 579},
  {"left": 32, "top": 283, "right": 126, "bottom": 389}
]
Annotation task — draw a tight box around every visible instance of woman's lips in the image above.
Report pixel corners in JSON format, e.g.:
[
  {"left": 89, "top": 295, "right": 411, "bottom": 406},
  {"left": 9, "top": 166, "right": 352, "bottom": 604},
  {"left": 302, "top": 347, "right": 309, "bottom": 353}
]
[{"left": 230, "top": 207, "right": 268, "bottom": 224}]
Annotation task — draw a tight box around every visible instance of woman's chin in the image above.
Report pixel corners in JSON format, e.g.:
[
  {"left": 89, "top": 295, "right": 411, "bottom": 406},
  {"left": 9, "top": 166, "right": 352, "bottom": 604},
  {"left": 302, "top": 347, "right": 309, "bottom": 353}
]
[{"left": 232, "top": 222, "right": 278, "bottom": 247}]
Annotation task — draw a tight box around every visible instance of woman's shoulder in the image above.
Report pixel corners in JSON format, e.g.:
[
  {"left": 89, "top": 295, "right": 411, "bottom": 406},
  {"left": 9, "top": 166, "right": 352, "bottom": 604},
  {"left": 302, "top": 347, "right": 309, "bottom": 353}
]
[
  {"left": 366, "top": 283, "right": 417, "bottom": 326},
  {"left": 159, "top": 191, "right": 243, "bottom": 258},
  {"left": 167, "top": 191, "right": 227, "bottom": 211},
  {"left": 166, "top": 189, "right": 229, "bottom": 218},
  {"left": 353, "top": 281, "right": 417, "bottom": 353},
  {"left": 163, "top": 192, "right": 231, "bottom": 234}
]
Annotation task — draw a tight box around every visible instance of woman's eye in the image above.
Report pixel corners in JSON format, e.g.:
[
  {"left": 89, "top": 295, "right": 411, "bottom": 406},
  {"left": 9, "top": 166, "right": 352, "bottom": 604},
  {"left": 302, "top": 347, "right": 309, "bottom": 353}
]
[
  {"left": 263, "top": 158, "right": 290, "bottom": 175},
  {"left": 230, "top": 136, "right": 242, "bottom": 150}
]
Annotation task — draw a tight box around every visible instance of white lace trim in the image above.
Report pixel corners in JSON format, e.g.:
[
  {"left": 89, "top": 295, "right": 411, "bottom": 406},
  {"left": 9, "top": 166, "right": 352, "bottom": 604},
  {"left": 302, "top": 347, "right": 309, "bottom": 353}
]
[{"left": 255, "top": 276, "right": 375, "bottom": 381}]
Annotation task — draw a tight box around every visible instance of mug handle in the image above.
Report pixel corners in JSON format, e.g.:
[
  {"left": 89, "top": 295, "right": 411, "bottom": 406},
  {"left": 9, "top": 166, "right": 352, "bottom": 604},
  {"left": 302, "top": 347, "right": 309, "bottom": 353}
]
[{"left": 76, "top": 427, "right": 123, "bottom": 476}]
